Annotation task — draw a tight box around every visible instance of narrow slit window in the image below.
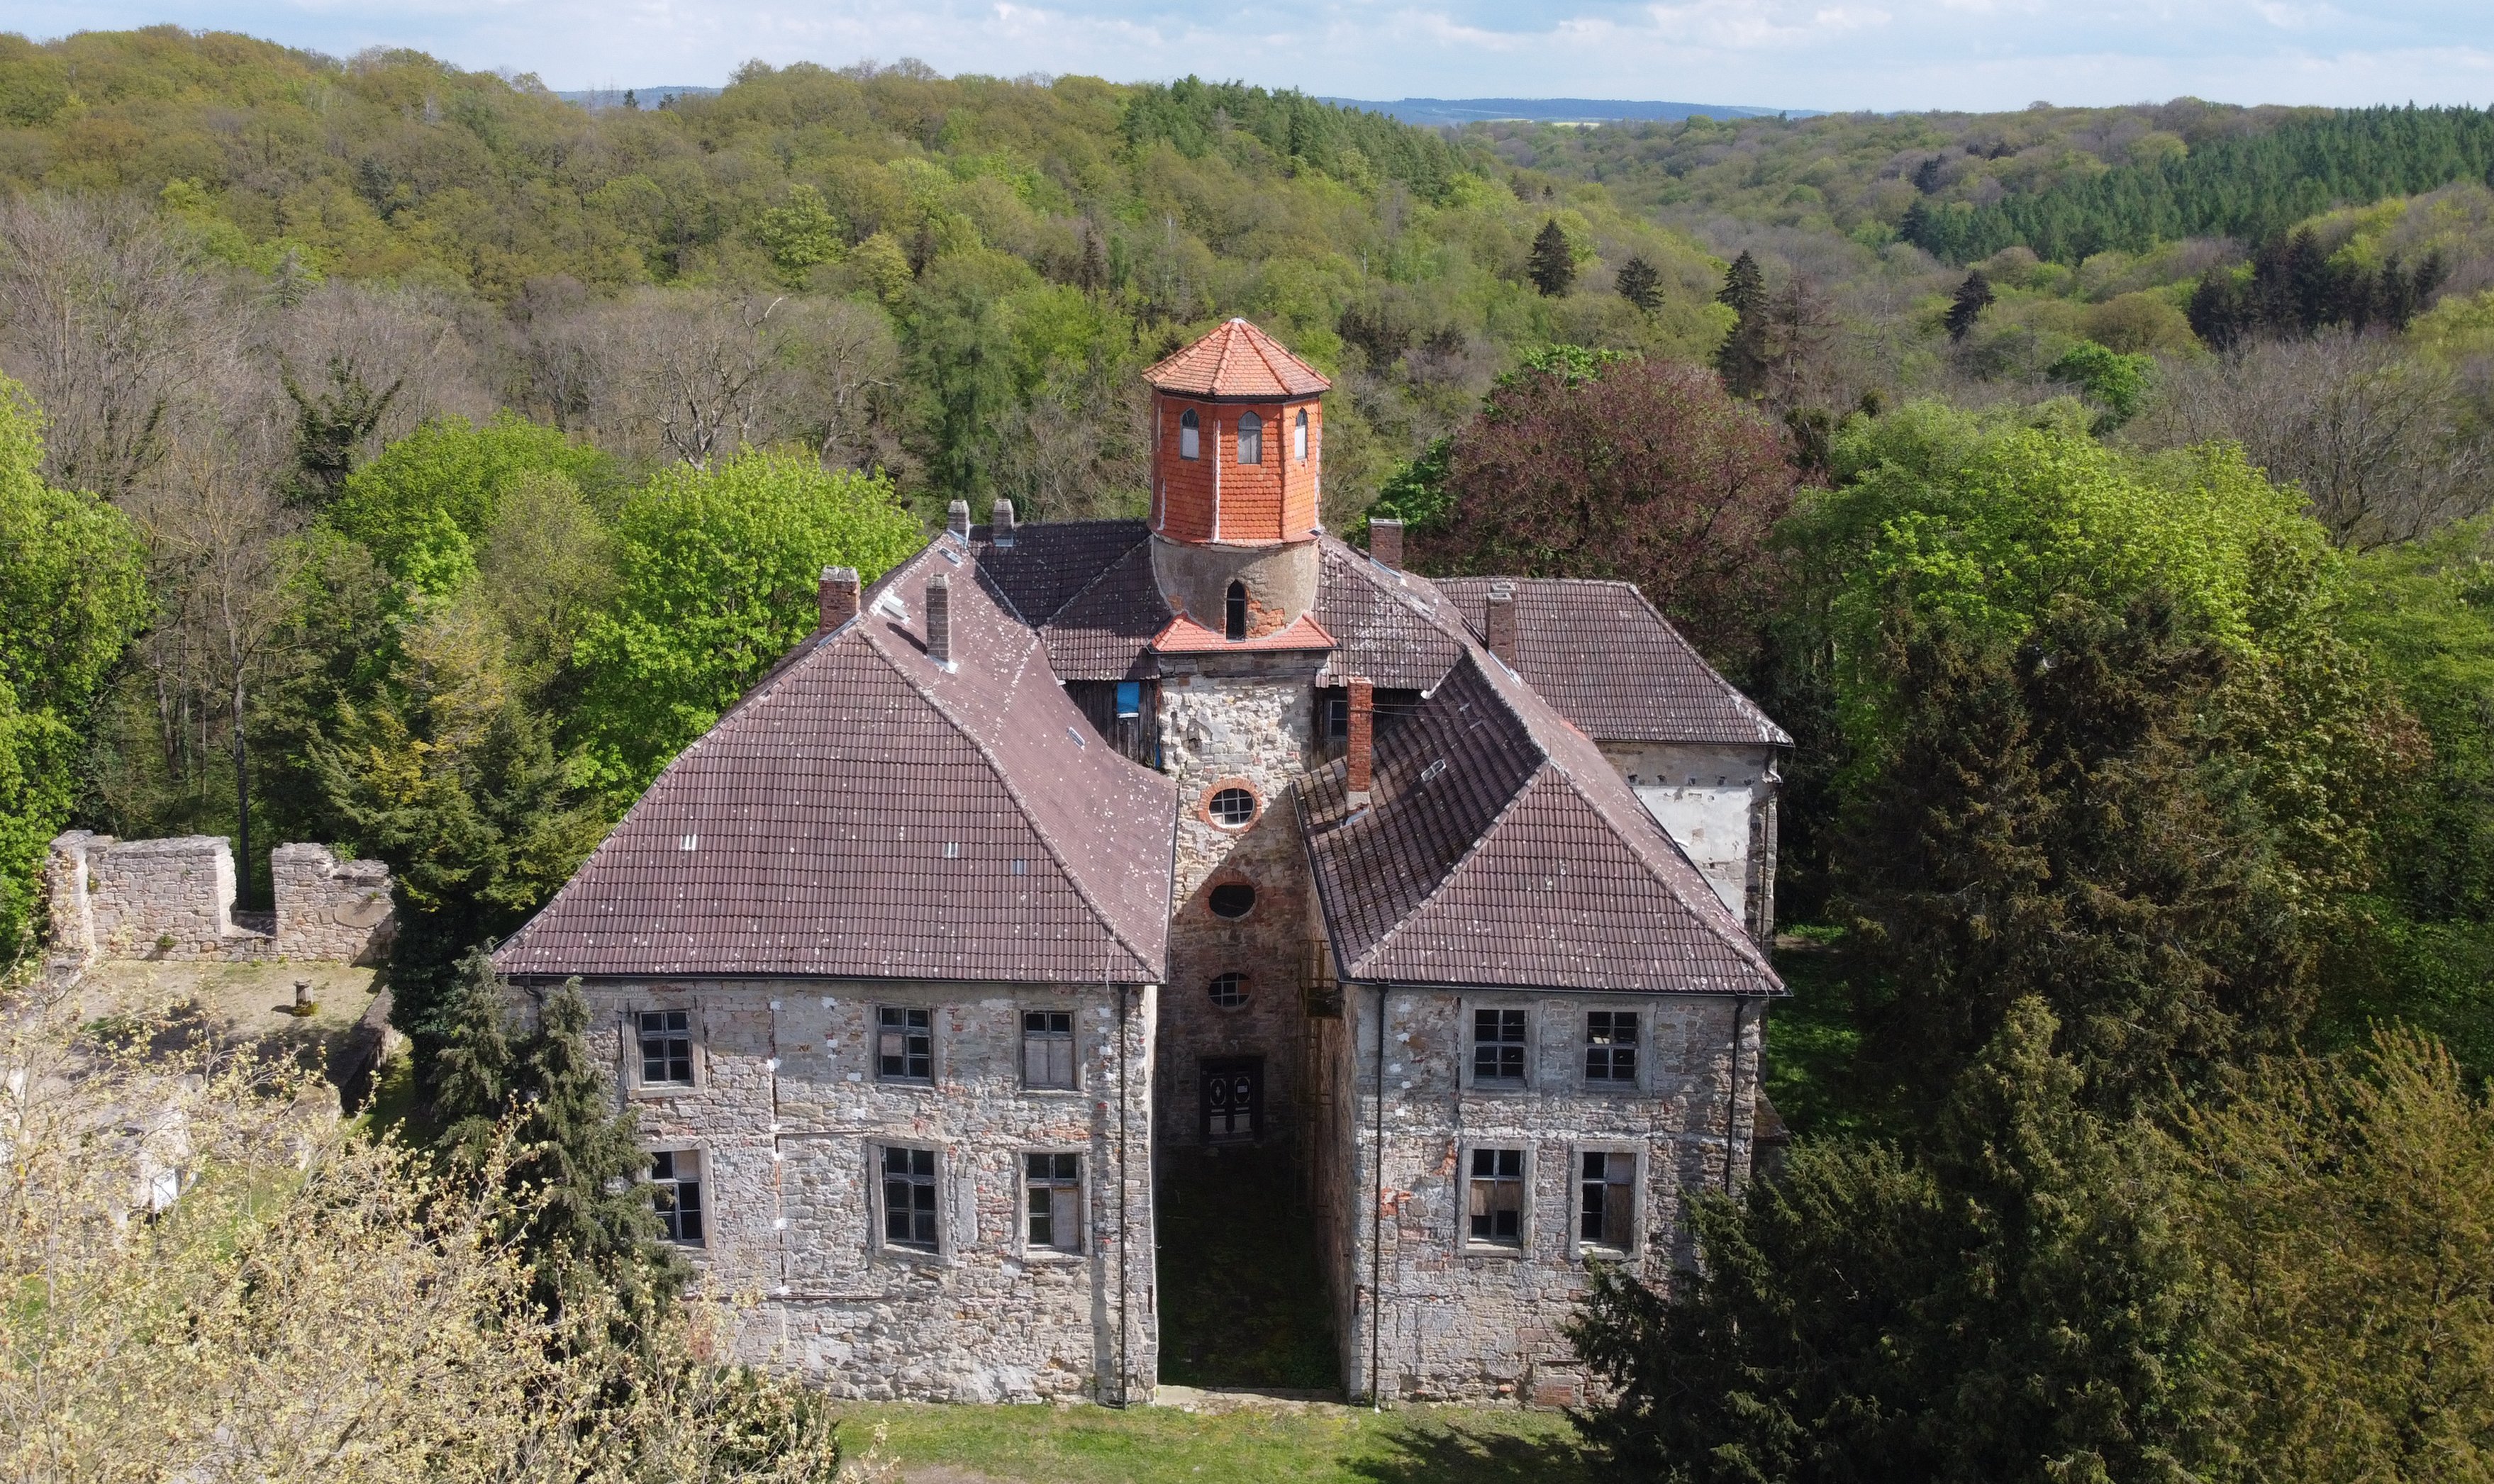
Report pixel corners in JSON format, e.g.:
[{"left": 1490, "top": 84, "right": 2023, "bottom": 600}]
[
  {"left": 650, "top": 1150, "right": 704, "bottom": 1244},
  {"left": 1025, "top": 1152, "right": 1081, "bottom": 1253},
  {"left": 1023, "top": 1010, "right": 1075, "bottom": 1090},
  {"left": 1179, "top": 407, "right": 1201, "bottom": 459},
  {"left": 1237, "top": 410, "right": 1262, "bottom": 464},
  {"left": 1585, "top": 1011, "right": 1638, "bottom": 1084},
  {"left": 1469, "top": 1148, "right": 1525, "bottom": 1246},
  {"left": 1581, "top": 1151, "right": 1636, "bottom": 1251},
  {"left": 640, "top": 1010, "right": 693, "bottom": 1086},
  {"left": 1473, "top": 1008, "right": 1527, "bottom": 1086},
  {"left": 1225, "top": 580, "right": 1248, "bottom": 640},
  {"left": 882, "top": 1146, "right": 939, "bottom": 1249},
  {"left": 1294, "top": 408, "right": 1309, "bottom": 461},
  {"left": 877, "top": 1007, "right": 932, "bottom": 1083}
]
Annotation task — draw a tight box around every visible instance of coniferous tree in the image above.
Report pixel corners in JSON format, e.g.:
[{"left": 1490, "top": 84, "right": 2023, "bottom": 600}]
[
  {"left": 1527, "top": 218, "right": 1576, "bottom": 297},
  {"left": 1713, "top": 250, "right": 1769, "bottom": 396},
  {"left": 431, "top": 947, "right": 516, "bottom": 1162},
  {"left": 1944, "top": 269, "right": 1994, "bottom": 340},
  {"left": 1615, "top": 254, "right": 1662, "bottom": 312}
]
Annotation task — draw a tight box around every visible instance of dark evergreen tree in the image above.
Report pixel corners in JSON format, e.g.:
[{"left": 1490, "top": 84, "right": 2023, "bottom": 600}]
[
  {"left": 1615, "top": 254, "right": 1662, "bottom": 313},
  {"left": 279, "top": 357, "right": 401, "bottom": 508},
  {"left": 431, "top": 946, "right": 515, "bottom": 1161},
  {"left": 1567, "top": 998, "right": 2217, "bottom": 1484},
  {"left": 1527, "top": 217, "right": 1576, "bottom": 297},
  {"left": 1911, "top": 155, "right": 1944, "bottom": 194},
  {"left": 1075, "top": 223, "right": 1107, "bottom": 294},
  {"left": 1713, "top": 250, "right": 1769, "bottom": 396},
  {"left": 1944, "top": 269, "right": 1994, "bottom": 341}
]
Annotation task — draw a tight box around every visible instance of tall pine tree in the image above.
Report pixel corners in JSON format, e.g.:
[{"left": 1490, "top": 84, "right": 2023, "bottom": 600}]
[
  {"left": 1615, "top": 254, "right": 1662, "bottom": 313},
  {"left": 1527, "top": 218, "right": 1576, "bottom": 297},
  {"left": 1945, "top": 269, "right": 1995, "bottom": 340},
  {"left": 1713, "top": 250, "right": 1769, "bottom": 396}
]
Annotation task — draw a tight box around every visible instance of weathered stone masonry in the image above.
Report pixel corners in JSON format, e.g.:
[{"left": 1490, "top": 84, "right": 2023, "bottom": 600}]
[{"left": 46, "top": 832, "right": 395, "bottom": 971}]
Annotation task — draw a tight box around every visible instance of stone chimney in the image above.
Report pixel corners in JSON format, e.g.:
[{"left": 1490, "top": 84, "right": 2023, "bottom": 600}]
[
  {"left": 947, "top": 499, "right": 971, "bottom": 540},
  {"left": 1345, "top": 676, "right": 1374, "bottom": 806},
  {"left": 818, "top": 566, "right": 860, "bottom": 630},
  {"left": 925, "top": 573, "right": 952, "bottom": 666},
  {"left": 991, "top": 498, "right": 1017, "bottom": 547},
  {"left": 1484, "top": 584, "right": 1517, "bottom": 666},
  {"left": 1369, "top": 518, "right": 1404, "bottom": 571}
]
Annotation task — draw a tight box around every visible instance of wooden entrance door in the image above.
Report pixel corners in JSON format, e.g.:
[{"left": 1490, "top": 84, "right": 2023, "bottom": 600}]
[{"left": 1200, "top": 1056, "right": 1263, "bottom": 1143}]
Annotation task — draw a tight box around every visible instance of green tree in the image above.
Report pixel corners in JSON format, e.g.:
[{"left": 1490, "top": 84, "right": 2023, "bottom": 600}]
[
  {"left": 1945, "top": 269, "right": 1995, "bottom": 340},
  {"left": 0, "top": 377, "right": 149, "bottom": 956},
  {"left": 1569, "top": 998, "right": 2216, "bottom": 1483},
  {"left": 572, "top": 449, "right": 923, "bottom": 800},
  {"left": 330, "top": 414, "right": 612, "bottom": 593},
  {"left": 1713, "top": 250, "right": 1769, "bottom": 396},
  {"left": 2047, "top": 340, "right": 2154, "bottom": 425},
  {"left": 752, "top": 184, "right": 847, "bottom": 285},
  {"left": 1527, "top": 217, "right": 1576, "bottom": 297},
  {"left": 1615, "top": 254, "right": 1662, "bottom": 312},
  {"left": 279, "top": 355, "right": 401, "bottom": 508}
]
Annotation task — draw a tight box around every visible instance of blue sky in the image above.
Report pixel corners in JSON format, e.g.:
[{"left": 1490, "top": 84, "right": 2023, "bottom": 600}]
[{"left": 13, "top": 1, "right": 2494, "bottom": 113}]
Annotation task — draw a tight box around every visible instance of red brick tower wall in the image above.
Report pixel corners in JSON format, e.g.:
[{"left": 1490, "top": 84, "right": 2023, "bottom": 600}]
[{"left": 1151, "top": 392, "right": 1322, "bottom": 545}]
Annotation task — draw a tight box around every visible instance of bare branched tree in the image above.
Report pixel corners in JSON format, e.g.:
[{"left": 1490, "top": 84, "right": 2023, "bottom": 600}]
[
  {"left": 2130, "top": 331, "right": 2494, "bottom": 548},
  {"left": 992, "top": 364, "right": 1149, "bottom": 523},
  {"left": 0, "top": 194, "right": 246, "bottom": 501},
  {"left": 581, "top": 290, "right": 791, "bottom": 469},
  {"left": 260, "top": 281, "right": 489, "bottom": 506}
]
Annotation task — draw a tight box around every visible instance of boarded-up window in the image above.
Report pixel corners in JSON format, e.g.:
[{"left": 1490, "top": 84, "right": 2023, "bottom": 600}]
[
  {"left": 1023, "top": 1010, "right": 1075, "bottom": 1090},
  {"left": 1469, "top": 1148, "right": 1525, "bottom": 1246},
  {"left": 1580, "top": 1151, "right": 1635, "bottom": 1251},
  {"left": 1025, "top": 1152, "right": 1081, "bottom": 1253}
]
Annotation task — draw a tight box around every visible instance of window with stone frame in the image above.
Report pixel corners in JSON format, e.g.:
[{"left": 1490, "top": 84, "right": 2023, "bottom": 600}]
[
  {"left": 1025, "top": 1152, "right": 1082, "bottom": 1254},
  {"left": 1472, "top": 1008, "right": 1528, "bottom": 1086},
  {"left": 1579, "top": 1150, "right": 1637, "bottom": 1252},
  {"left": 1023, "top": 1010, "right": 1076, "bottom": 1090},
  {"left": 881, "top": 1145, "right": 940, "bottom": 1251},
  {"left": 878, "top": 1006, "right": 933, "bottom": 1083},
  {"left": 1584, "top": 1010, "right": 1638, "bottom": 1085},
  {"left": 639, "top": 1010, "right": 694, "bottom": 1086},
  {"left": 1468, "top": 1147, "right": 1525, "bottom": 1247},
  {"left": 649, "top": 1149, "right": 704, "bottom": 1245}
]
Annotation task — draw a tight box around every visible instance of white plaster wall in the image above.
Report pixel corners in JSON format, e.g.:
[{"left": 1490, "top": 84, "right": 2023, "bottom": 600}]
[
  {"left": 1600, "top": 743, "right": 1777, "bottom": 922},
  {"left": 545, "top": 976, "right": 1159, "bottom": 1404}
]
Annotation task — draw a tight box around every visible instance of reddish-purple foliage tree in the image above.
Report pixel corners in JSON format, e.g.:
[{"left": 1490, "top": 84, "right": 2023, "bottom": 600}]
[{"left": 1410, "top": 358, "right": 1800, "bottom": 667}]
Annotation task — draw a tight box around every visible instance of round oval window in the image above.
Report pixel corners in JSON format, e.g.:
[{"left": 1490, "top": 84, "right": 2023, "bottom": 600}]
[
  {"left": 1207, "top": 786, "right": 1257, "bottom": 828},
  {"left": 1208, "top": 973, "right": 1247, "bottom": 1008},
  {"left": 1208, "top": 882, "right": 1256, "bottom": 919}
]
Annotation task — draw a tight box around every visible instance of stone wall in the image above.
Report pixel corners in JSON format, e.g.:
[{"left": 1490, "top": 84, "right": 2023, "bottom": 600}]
[
  {"left": 1154, "top": 654, "right": 1323, "bottom": 1147},
  {"left": 45, "top": 832, "right": 396, "bottom": 969},
  {"left": 546, "top": 975, "right": 1159, "bottom": 1404},
  {"left": 1315, "top": 983, "right": 1767, "bottom": 1405}
]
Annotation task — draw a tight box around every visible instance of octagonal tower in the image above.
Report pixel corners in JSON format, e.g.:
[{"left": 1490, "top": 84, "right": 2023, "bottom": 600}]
[{"left": 1145, "top": 318, "right": 1330, "bottom": 637}]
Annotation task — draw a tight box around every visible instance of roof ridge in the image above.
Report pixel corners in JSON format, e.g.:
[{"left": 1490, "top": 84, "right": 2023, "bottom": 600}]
[
  {"left": 1030, "top": 525, "right": 1154, "bottom": 628},
  {"left": 1609, "top": 580, "right": 1786, "bottom": 743},
  {"left": 1210, "top": 320, "right": 1240, "bottom": 393},
  {"left": 866, "top": 614, "right": 1163, "bottom": 981}
]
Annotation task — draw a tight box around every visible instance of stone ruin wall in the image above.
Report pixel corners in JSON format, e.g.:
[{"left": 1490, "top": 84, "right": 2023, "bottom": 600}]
[{"left": 46, "top": 832, "right": 396, "bottom": 970}]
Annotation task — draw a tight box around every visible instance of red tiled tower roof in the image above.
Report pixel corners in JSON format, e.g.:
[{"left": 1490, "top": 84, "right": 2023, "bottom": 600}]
[{"left": 1145, "top": 318, "right": 1332, "bottom": 400}]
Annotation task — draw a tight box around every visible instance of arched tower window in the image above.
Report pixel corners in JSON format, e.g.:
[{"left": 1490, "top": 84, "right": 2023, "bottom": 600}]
[
  {"left": 1294, "top": 408, "right": 1309, "bottom": 461},
  {"left": 1225, "top": 581, "right": 1248, "bottom": 641},
  {"left": 1237, "top": 411, "right": 1262, "bottom": 465},
  {"left": 1179, "top": 408, "right": 1201, "bottom": 459}
]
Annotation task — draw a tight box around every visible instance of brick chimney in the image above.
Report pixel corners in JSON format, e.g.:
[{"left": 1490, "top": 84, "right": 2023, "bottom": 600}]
[
  {"left": 1369, "top": 518, "right": 1404, "bottom": 571},
  {"left": 991, "top": 498, "right": 1017, "bottom": 547},
  {"left": 818, "top": 566, "right": 860, "bottom": 630},
  {"left": 925, "top": 573, "right": 952, "bottom": 666},
  {"left": 1484, "top": 584, "right": 1517, "bottom": 666},
  {"left": 1345, "top": 676, "right": 1374, "bottom": 806},
  {"left": 947, "top": 499, "right": 971, "bottom": 540}
]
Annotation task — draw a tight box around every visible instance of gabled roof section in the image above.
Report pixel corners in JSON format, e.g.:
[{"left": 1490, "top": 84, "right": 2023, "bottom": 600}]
[
  {"left": 1435, "top": 577, "right": 1791, "bottom": 747},
  {"left": 1301, "top": 649, "right": 1782, "bottom": 996},
  {"left": 969, "top": 520, "right": 1149, "bottom": 627},
  {"left": 496, "top": 537, "right": 1175, "bottom": 984},
  {"left": 1314, "top": 534, "right": 1470, "bottom": 691},
  {"left": 1037, "top": 533, "right": 1171, "bottom": 682},
  {"left": 1145, "top": 318, "right": 1332, "bottom": 400}
]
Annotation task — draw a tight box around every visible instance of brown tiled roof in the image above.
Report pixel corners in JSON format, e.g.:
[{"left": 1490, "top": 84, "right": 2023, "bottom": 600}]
[
  {"left": 1435, "top": 577, "right": 1790, "bottom": 747},
  {"left": 1145, "top": 318, "right": 1332, "bottom": 400},
  {"left": 1037, "top": 535, "right": 1170, "bottom": 682},
  {"left": 1151, "top": 613, "right": 1336, "bottom": 654},
  {"left": 969, "top": 520, "right": 1149, "bottom": 627},
  {"left": 1301, "top": 649, "right": 1783, "bottom": 995},
  {"left": 1313, "top": 535, "right": 1470, "bottom": 690},
  {"left": 496, "top": 536, "right": 1174, "bottom": 984}
]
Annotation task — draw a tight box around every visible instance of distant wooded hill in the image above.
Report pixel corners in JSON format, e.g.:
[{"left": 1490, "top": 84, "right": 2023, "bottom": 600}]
[{"left": 1325, "top": 97, "right": 1808, "bottom": 127}]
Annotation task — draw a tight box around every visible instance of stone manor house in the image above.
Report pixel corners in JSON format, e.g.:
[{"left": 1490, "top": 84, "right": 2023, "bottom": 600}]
[{"left": 495, "top": 319, "right": 1791, "bottom": 1406}]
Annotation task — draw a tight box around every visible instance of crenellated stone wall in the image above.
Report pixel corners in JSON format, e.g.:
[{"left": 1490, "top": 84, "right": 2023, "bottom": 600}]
[{"left": 46, "top": 832, "right": 396, "bottom": 971}]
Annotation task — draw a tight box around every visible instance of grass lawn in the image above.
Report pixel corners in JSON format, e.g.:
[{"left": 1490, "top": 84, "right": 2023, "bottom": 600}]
[
  {"left": 1762, "top": 930, "right": 1863, "bottom": 1139},
  {"left": 836, "top": 1399, "right": 1598, "bottom": 1483}
]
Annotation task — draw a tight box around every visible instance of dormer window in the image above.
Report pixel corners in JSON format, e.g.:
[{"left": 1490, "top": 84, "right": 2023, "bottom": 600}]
[
  {"left": 1179, "top": 408, "right": 1201, "bottom": 459},
  {"left": 1294, "top": 408, "right": 1309, "bottom": 461},
  {"left": 1225, "top": 581, "right": 1248, "bottom": 640},
  {"left": 1237, "top": 411, "right": 1262, "bottom": 465}
]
